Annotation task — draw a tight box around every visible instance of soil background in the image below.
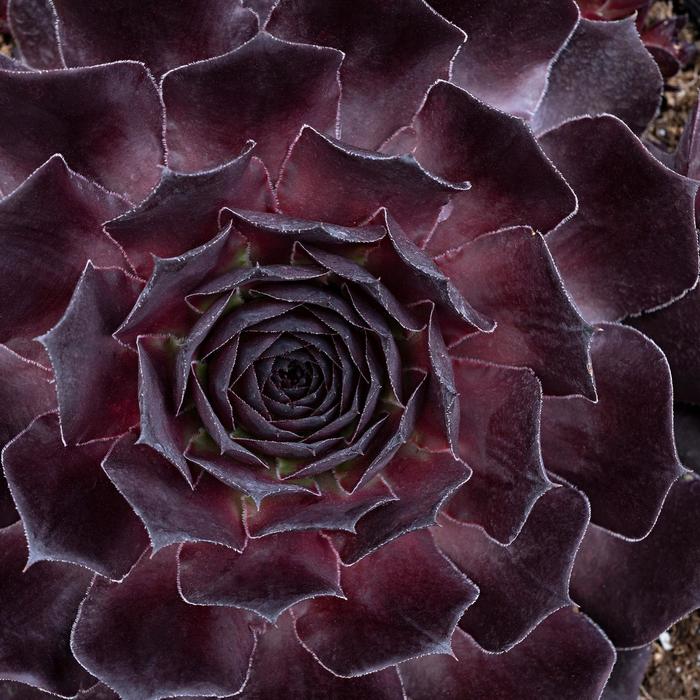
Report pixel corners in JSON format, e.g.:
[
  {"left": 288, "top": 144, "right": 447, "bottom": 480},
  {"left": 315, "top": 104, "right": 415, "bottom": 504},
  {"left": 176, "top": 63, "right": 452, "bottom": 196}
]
[{"left": 643, "top": 611, "right": 700, "bottom": 698}]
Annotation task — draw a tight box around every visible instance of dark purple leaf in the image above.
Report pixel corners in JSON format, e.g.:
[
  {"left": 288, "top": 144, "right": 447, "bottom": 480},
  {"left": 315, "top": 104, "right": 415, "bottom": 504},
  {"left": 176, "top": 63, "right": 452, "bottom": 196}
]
[
  {"left": 399, "top": 607, "right": 615, "bottom": 700},
  {"left": 295, "top": 530, "right": 477, "bottom": 676},
  {"left": 0, "top": 523, "right": 93, "bottom": 697},
  {"left": 268, "top": 0, "right": 464, "bottom": 149},
  {"left": 185, "top": 443, "right": 313, "bottom": 507},
  {"left": 0, "top": 155, "right": 127, "bottom": 344},
  {"left": 238, "top": 613, "right": 405, "bottom": 699},
  {"left": 602, "top": 646, "right": 652, "bottom": 700},
  {"left": 136, "top": 336, "right": 193, "bottom": 482},
  {"left": 533, "top": 17, "right": 662, "bottom": 135},
  {"left": 163, "top": 32, "right": 342, "bottom": 177},
  {"left": 396, "top": 80, "right": 575, "bottom": 254},
  {"left": 102, "top": 433, "right": 246, "bottom": 553},
  {"left": 446, "top": 358, "right": 551, "bottom": 543},
  {"left": 0, "top": 62, "right": 163, "bottom": 200},
  {"left": 106, "top": 146, "right": 275, "bottom": 278},
  {"left": 277, "top": 125, "right": 468, "bottom": 246},
  {"left": 434, "top": 486, "right": 589, "bottom": 652},
  {"left": 178, "top": 531, "right": 342, "bottom": 622},
  {"left": 442, "top": 226, "right": 595, "bottom": 398},
  {"left": 53, "top": 0, "right": 258, "bottom": 78},
  {"left": 629, "top": 285, "right": 700, "bottom": 404},
  {"left": 8, "top": 0, "right": 62, "bottom": 69},
  {"left": 332, "top": 443, "right": 470, "bottom": 564},
  {"left": 72, "top": 548, "right": 256, "bottom": 700},
  {"left": 39, "top": 264, "right": 142, "bottom": 444},
  {"left": 245, "top": 476, "right": 395, "bottom": 537},
  {"left": 571, "top": 475, "right": 700, "bottom": 647},
  {"left": 539, "top": 115, "right": 697, "bottom": 322},
  {"left": 0, "top": 345, "right": 55, "bottom": 449},
  {"left": 116, "top": 227, "right": 239, "bottom": 343},
  {"left": 428, "top": 0, "right": 578, "bottom": 119},
  {"left": 2, "top": 413, "right": 148, "bottom": 579},
  {"left": 541, "top": 323, "right": 683, "bottom": 539}
]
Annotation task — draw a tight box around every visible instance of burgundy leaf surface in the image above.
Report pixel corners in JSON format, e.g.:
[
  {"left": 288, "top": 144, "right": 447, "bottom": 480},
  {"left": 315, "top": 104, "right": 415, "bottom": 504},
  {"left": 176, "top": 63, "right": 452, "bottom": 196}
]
[
  {"left": 295, "top": 530, "right": 477, "bottom": 676},
  {"left": 539, "top": 115, "right": 698, "bottom": 323},
  {"left": 2, "top": 413, "right": 148, "bottom": 579},
  {"left": 541, "top": 324, "right": 683, "bottom": 539},
  {"left": 71, "top": 548, "right": 256, "bottom": 700}
]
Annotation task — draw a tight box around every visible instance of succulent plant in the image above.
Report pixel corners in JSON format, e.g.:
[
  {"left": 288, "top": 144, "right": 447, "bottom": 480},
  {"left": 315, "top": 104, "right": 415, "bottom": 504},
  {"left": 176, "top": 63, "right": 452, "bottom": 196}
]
[
  {"left": 576, "top": 0, "right": 697, "bottom": 78},
  {"left": 0, "top": 1, "right": 699, "bottom": 699}
]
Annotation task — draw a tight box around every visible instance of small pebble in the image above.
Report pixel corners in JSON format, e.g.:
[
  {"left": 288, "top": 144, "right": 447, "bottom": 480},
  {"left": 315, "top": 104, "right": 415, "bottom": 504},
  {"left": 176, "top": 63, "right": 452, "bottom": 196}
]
[{"left": 660, "top": 631, "right": 673, "bottom": 651}]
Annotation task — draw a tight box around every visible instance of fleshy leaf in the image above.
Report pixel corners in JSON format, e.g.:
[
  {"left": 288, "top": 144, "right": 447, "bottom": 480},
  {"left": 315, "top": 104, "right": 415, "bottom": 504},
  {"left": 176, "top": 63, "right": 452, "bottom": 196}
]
[
  {"left": 0, "top": 345, "right": 55, "bottom": 449},
  {"left": 136, "top": 337, "right": 193, "bottom": 482},
  {"left": 189, "top": 265, "right": 327, "bottom": 313},
  {"left": 364, "top": 209, "right": 495, "bottom": 333},
  {"left": 629, "top": 285, "right": 700, "bottom": 404},
  {"left": 163, "top": 32, "right": 342, "bottom": 177},
  {"left": 39, "top": 264, "right": 142, "bottom": 444},
  {"left": 532, "top": 17, "right": 662, "bottom": 135},
  {"left": 0, "top": 155, "right": 127, "bottom": 344},
  {"left": 539, "top": 115, "right": 698, "bottom": 322},
  {"left": 277, "top": 125, "right": 468, "bottom": 246},
  {"left": 245, "top": 476, "right": 396, "bottom": 537},
  {"left": 8, "top": 0, "right": 62, "bottom": 69},
  {"left": 332, "top": 442, "right": 469, "bottom": 564},
  {"left": 0, "top": 522, "right": 93, "bottom": 697},
  {"left": 0, "top": 479, "right": 17, "bottom": 529},
  {"left": 297, "top": 245, "right": 423, "bottom": 333},
  {"left": 53, "top": 0, "right": 258, "bottom": 78},
  {"left": 116, "top": 228, "right": 237, "bottom": 343},
  {"left": 79, "top": 685, "right": 120, "bottom": 700},
  {"left": 434, "top": 486, "right": 589, "bottom": 652},
  {"left": 268, "top": 0, "right": 465, "bottom": 149},
  {"left": 238, "top": 613, "right": 405, "bottom": 699},
  {"left": 106, "top": 147, "right": 275, "bottom": 278},
  {"left": 541, "top": 323, "right": 683, "bottom": 539},
  {"left": 442, "top": 226, "right": 595, "bottom": 397},
  {"left": 185, "top": 444, "right": 313, "bottom": 506},
  {"left": 339, "top": 371, "right": 426, "bottom": 491},
  {"left": 399, "top": 607, "right": 615, "bottom": 700},
  {"left": 0, "top": 54, "right": 31, "bottom": 70},
  {"left": 2, "top": 413, "right": 148, "bottom": 579},
  {"left": 71, "top": 548, "right": 256, "bottom": 700},
  {"left": 102, "top": 433, "right": 246, "bottom": 553},
  {"left": 602, "top": 646, "right": 652, "bottom": 700},
  {"left": 0, "top": 62, "right": 163, "bottom": 200},
  {"left": 242, "top": 0, "right": 276, "bottom": 26},
  {"left": 400, "top": 80, "right": 575, "bottom": 254},
  {"left": 446, "top": 358, "right": 551, "bottom": 543},
  {"left": 178, "top": 532, "right": 342, "bottom": 622},
  {"left": 175, "top": 293, "right": 234, "bottom": 413},
  {"left": 571, "top": 475, "right": 700, "bottom": 647},
  {"left": 223, "top": 208, "right": 385, "bottom": 265},
  {"left": 0, "top": 680, "right": 74, "bottom": 699},
  {"left": 428, "top": 0, "right": 578, "bottom": 119},
  {"left": 295, "top": 530, "right": 478, "bottom": 676}
]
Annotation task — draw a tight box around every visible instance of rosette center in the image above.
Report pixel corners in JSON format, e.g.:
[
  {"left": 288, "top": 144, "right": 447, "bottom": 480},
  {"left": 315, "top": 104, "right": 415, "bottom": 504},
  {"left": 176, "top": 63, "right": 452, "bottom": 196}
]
[{"left": 272, "top": 357, "right": 313, "bottom": 393}]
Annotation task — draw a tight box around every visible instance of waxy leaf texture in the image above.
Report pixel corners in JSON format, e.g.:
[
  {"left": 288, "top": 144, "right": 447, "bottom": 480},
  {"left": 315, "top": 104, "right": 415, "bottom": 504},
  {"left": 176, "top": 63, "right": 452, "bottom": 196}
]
[{"left": 0, "top": 1, "right": 699, "bottom": 698}]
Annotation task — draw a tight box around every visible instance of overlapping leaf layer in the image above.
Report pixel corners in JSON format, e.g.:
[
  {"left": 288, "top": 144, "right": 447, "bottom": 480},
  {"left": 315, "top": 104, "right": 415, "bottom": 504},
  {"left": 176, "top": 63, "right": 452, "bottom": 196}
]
[{"left": 0, "top": 1, "right": 699, "bottom": 698}]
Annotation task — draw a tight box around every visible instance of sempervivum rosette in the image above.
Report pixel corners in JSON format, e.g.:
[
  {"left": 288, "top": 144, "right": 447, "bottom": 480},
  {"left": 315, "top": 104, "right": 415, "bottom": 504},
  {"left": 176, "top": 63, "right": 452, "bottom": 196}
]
[{"left": 1, "top": 1, "right": 699, "bottom": 699}]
